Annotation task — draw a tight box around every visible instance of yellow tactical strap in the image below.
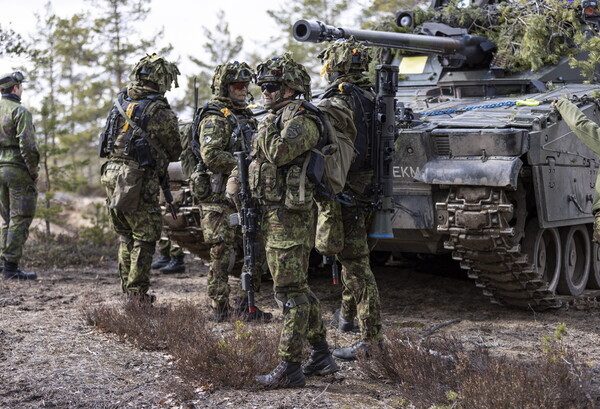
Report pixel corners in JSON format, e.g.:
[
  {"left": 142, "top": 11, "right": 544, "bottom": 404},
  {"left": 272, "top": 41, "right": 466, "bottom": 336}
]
[
  {"left": 516, "top": 99, "right": 540, "bottom": 106},
  {"left": 122, "top": 102, "right": 136, "bottom": 132}
]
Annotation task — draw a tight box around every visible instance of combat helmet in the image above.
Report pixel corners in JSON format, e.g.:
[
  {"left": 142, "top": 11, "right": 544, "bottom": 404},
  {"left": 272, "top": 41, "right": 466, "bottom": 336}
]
[
  {"left": 0, "top": 71, "right": 26, "bottom": 92},
  {"left": 256, "top": 52, "right": 312, "bottom": 101},
  {"left": 129, "top": 53, "right": 180, "bottom": 93},
  {"left": 210, "top": 61, "right": 254, "bottom": 97},
  {"left": 318, "top": 37, "right": 371, "bottom": 81}
]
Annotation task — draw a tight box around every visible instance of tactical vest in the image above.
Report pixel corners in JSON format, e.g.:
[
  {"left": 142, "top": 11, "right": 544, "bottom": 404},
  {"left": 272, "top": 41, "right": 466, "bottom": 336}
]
[
  {"left": 190, "top": 101, "right": 257, "bottom": 199},
  {"left": 99, "top": 89, "right": 169, "bottom": 167},
  {"left": 191, "top": 102, "right": 256, "bottom": 168},
  {"left": 250, "top": 100, "right": 321, "bottom": 210}
]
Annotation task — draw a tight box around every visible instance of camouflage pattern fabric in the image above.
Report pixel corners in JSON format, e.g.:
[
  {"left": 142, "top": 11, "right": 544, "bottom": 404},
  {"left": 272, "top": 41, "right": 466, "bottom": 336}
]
[
  {"left": 0, "top": 94, "right": 39, "bottom": 265},
  {"left": 0, "top": 95, "right": 39, "bottom": 180},
  {"left": 0, "top": 167, "right": 37, "bottom": 264},
  {"left": 321, "top": 78, "right": 382, "bottom": 342},
  {"left": 101, "top": 87, "right": 181, "bottom": 295},
  {"left": 251, "top": 100, "right": 325, "bottom": 362},
  {"left": 157, "top": 238, "right": 184, "bottom": 257},
  {"left": 337, "top": 205, "right": 382, "bottom": 341},
  {"left": 196, "top": 96, "right": 257, "bottom": 308}
]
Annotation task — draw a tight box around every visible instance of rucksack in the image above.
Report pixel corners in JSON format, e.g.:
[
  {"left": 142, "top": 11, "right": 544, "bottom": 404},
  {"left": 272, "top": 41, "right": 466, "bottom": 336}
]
[
  {"left": 323, "top": 83, "right": 375, "bottom": 172},
  {"left": 301, "top": 100, "right": 357, "bottom": 197}
]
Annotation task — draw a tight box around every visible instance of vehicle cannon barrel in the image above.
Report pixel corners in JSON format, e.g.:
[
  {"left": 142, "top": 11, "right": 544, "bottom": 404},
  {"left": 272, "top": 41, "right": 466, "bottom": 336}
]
[{"left": 292, "top": 19, "right": 495, "bottom": 68}]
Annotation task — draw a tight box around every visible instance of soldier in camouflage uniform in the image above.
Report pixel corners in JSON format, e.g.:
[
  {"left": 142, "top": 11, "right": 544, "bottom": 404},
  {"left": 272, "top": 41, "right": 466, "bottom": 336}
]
[
  {"left": 0, "top": 72, "right": 38, "bottom": 280},
  {"left": 99, "top": 54, "right": 182, "bottom": 302},
  {"left": 317, "top": 40, "right": 383, "bottom": 360},
  {"left": 191, "top": 62, "right": 271, "bottom": 322},
  {"left": 252, "top": 53, "right": 338, "bottom": 389}
]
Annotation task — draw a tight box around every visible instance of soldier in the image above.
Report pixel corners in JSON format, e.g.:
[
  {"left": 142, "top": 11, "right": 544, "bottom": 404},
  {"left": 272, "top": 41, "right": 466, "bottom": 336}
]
[
  {"left": 0, "top": 71, "right": 38, "bottom": 280},
  {"left": 190, "top": 61, "right": 271, "bottom": 322},
  {"left": 151, "top": 238, "right": 185, "bottom": 274},
  {"left": 252, "top": 53, "right": 338, "bottom": 389},
  {"left": 317, "top": 39, "right": 383, "bottom": 360},
  {"left": 99, "top": 53, "right": 182, "bottom": 303},
  {"left": 553, "top": 97, "right": 600, "bottom": 241}
]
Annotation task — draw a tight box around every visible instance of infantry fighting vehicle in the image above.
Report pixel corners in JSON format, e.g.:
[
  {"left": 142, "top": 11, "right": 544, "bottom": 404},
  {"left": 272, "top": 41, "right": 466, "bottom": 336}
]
[{"left": 293, "top": 0, "right": 600, "bottom": 309}]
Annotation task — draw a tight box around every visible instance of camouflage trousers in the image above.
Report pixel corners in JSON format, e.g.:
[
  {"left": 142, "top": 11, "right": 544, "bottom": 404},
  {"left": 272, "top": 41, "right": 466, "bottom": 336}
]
[
  {"left": 594, "top": 213, "right": 600, "bottom": 243},
  {"left": 101, "top": 160, "right": 162, "bottom": 294},
  {"left": 201, "top": 203, "right": 260, "bottom": 308},
  {"left": 337, "top": 205, "right": 382, "bottom": 342},
  {"left": 0, "top": 166, "right": 37, "bottom": 264},
  {"left": 263, "top": 207, "right": 326, "bottom": 362},
  {"left": 157, "top": 238, "right": 184, "bottom": 258}
]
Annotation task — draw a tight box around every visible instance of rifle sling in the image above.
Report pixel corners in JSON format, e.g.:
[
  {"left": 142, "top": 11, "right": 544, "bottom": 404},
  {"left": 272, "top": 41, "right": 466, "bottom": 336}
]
[{"left": 114, "top": 98, "right": 168, "bottom": 162}]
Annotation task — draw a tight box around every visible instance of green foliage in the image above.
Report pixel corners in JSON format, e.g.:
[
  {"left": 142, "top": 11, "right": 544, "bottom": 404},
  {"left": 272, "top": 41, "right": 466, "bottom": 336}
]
[
  {"left": 0, "top": 24, "right": 26, "bottom": 56},
  {"left": 79, "top": 202, "right": 117, "bottom": 246},
  {"left": 404, "top": 0, "right": 585, "bottom": 73},
  {"left": 571, "top": 36, "right": 600, "bottom": 82},
  {"left": 184, "top": 10, "right": 244, "bottom": 110}
]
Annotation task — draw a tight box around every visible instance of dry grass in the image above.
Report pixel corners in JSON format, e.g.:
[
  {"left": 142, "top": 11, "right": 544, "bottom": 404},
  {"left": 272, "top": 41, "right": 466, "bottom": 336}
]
[
  {"left": 22, "top": 230, "right": 118, "bottom": 268},
  {"left": 359, "top": 328, "right": 597, "bottom": 408},
  {"left": 83, "top": 301, "right": 280, "bottom": 389}
]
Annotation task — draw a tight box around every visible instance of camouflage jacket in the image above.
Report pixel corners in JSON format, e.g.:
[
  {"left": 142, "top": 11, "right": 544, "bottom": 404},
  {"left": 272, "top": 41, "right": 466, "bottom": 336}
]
[
  {"left": 0, "top": 94, "right": 39, "bottom": 179},
  {"left": 556, "top": 98, "right": 600, "bottom": 212},
  {"left": 196, "top": 97, "right": 256, "bottom": 203},
  {"left": 198, "top": 97, "right": 256, "bottom": 175},
  {"left": 250, "top": 100, "right": 320, "bottom": 210},
  {"left": 104, "top": 88, "right": 181, "bottom": 180}
]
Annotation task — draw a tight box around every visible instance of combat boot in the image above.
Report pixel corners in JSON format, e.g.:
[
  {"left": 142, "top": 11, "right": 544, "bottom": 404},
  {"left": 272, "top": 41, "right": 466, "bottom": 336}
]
[
  {"left": 256, "top": 361, "right": 306, "bottom": 388},
  {"left": 332, "top": 341, "right": 370, "bottom": 361},
  {"left": 303, "top": 340, "right": 339, "bottom": 376},
  {"left": 159, "top": 256, "right": 185, "bottom": 274},
  {"left": 334, "top": 308, "right": 359, "bottom": 333},
  {"left": 3, "top": 261, "right": 37, "bottom": 281},
  {"left": 232, "top": 296, "right": 273, "bottom": 322},
  {"left": 125, "top": 293, "right": 156, "bottom": 308},
  {"left": 151, "top": 255, "right": 171, "bottom": 270}
]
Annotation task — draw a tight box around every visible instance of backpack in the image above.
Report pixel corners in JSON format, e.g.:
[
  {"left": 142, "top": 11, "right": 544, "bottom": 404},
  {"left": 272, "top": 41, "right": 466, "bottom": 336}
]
[
  {"left": 323, "top": 83, "right": 375, "bottom": 172},
  {"left": 302, "top": 100, "right": 357, "bottom": 197}
]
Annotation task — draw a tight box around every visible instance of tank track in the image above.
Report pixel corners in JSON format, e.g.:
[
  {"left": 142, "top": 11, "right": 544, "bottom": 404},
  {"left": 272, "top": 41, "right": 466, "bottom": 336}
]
[{"left": 437, "top": 185, "right": 562, "bottom": 310}]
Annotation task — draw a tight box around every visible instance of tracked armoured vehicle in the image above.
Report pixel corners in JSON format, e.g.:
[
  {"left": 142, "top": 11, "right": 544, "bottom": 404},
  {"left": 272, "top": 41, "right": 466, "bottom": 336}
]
[{"left": 292, "top": 0, "right": 600, "bottom": 309}]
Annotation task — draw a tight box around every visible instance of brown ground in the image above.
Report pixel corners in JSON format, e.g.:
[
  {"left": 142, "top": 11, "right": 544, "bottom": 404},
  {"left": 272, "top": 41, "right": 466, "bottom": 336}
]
[{"left": 1, "top": 254, "right": 599, "bottom": 409}]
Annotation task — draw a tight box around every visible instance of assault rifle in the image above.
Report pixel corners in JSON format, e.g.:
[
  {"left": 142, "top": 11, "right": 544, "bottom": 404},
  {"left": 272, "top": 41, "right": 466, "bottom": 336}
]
[{"left": 234, "top": 151, "right": 258, "bottom": 314}]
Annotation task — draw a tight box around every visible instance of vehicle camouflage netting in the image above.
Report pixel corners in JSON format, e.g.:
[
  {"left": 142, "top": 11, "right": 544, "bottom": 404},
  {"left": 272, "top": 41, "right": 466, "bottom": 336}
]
[{"left": 374, "top": 0, "right": 599, "bottom": 79}]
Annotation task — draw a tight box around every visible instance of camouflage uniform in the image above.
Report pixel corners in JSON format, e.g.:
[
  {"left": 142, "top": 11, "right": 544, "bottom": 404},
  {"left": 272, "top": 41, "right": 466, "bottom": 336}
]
[
  {"left": 252, "top": 99, "right": 327, "bottom": 361},
  {"left": 99, "top": 54, "right": 181, "bottom": 296},
  {"left": 0, "top": 84, "right": 39, "bottom": 267},
  {"left": 315, "top": 40, "right": 383, "bottom": 359},
  {"left": 193, "top": 95, "right": 259, "bottom": 310},
  {"left": 555, "top": 98, "right": 600, "bottom": 241},
  {"left": 157, "top": 238, "right": 183, "bottom": 258}
]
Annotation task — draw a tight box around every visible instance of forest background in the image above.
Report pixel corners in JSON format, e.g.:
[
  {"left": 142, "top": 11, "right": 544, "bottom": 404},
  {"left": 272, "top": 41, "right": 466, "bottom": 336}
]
[{"left": 0, "top": 0, "right": 418, "bottom": 236}]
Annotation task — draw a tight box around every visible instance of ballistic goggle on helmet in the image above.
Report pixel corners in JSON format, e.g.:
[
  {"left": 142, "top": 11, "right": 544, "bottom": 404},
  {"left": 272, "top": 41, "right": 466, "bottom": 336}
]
[
  {"left": 0, "top": 71, "right": 26, "bottom": 91},
  {"left": 129, "top": 53, "right": 180, "bottom": 93},
  {"left": 318, "top": 37, "right": 371, "bottom": 78},
  {"left": 211, "top": 61, "right": 254, "bottom": 96},
  {"left": 256, "top": 52, "right": 312, "bottom": 101}
]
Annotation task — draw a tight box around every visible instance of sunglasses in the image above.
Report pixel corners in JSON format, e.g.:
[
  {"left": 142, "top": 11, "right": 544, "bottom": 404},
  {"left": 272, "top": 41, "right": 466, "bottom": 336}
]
[
  {"left": 260, "top": 82, "right": 282, "bottom": 93},
  {"left": 230, "top": 82, "right": 249, "bottom": 90}
]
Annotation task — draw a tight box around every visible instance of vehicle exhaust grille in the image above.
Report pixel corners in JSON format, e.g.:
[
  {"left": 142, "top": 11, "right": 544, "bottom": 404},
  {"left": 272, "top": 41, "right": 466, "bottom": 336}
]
[{"left": 433, "top": 135, "right": 450, "bottom": 156}]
